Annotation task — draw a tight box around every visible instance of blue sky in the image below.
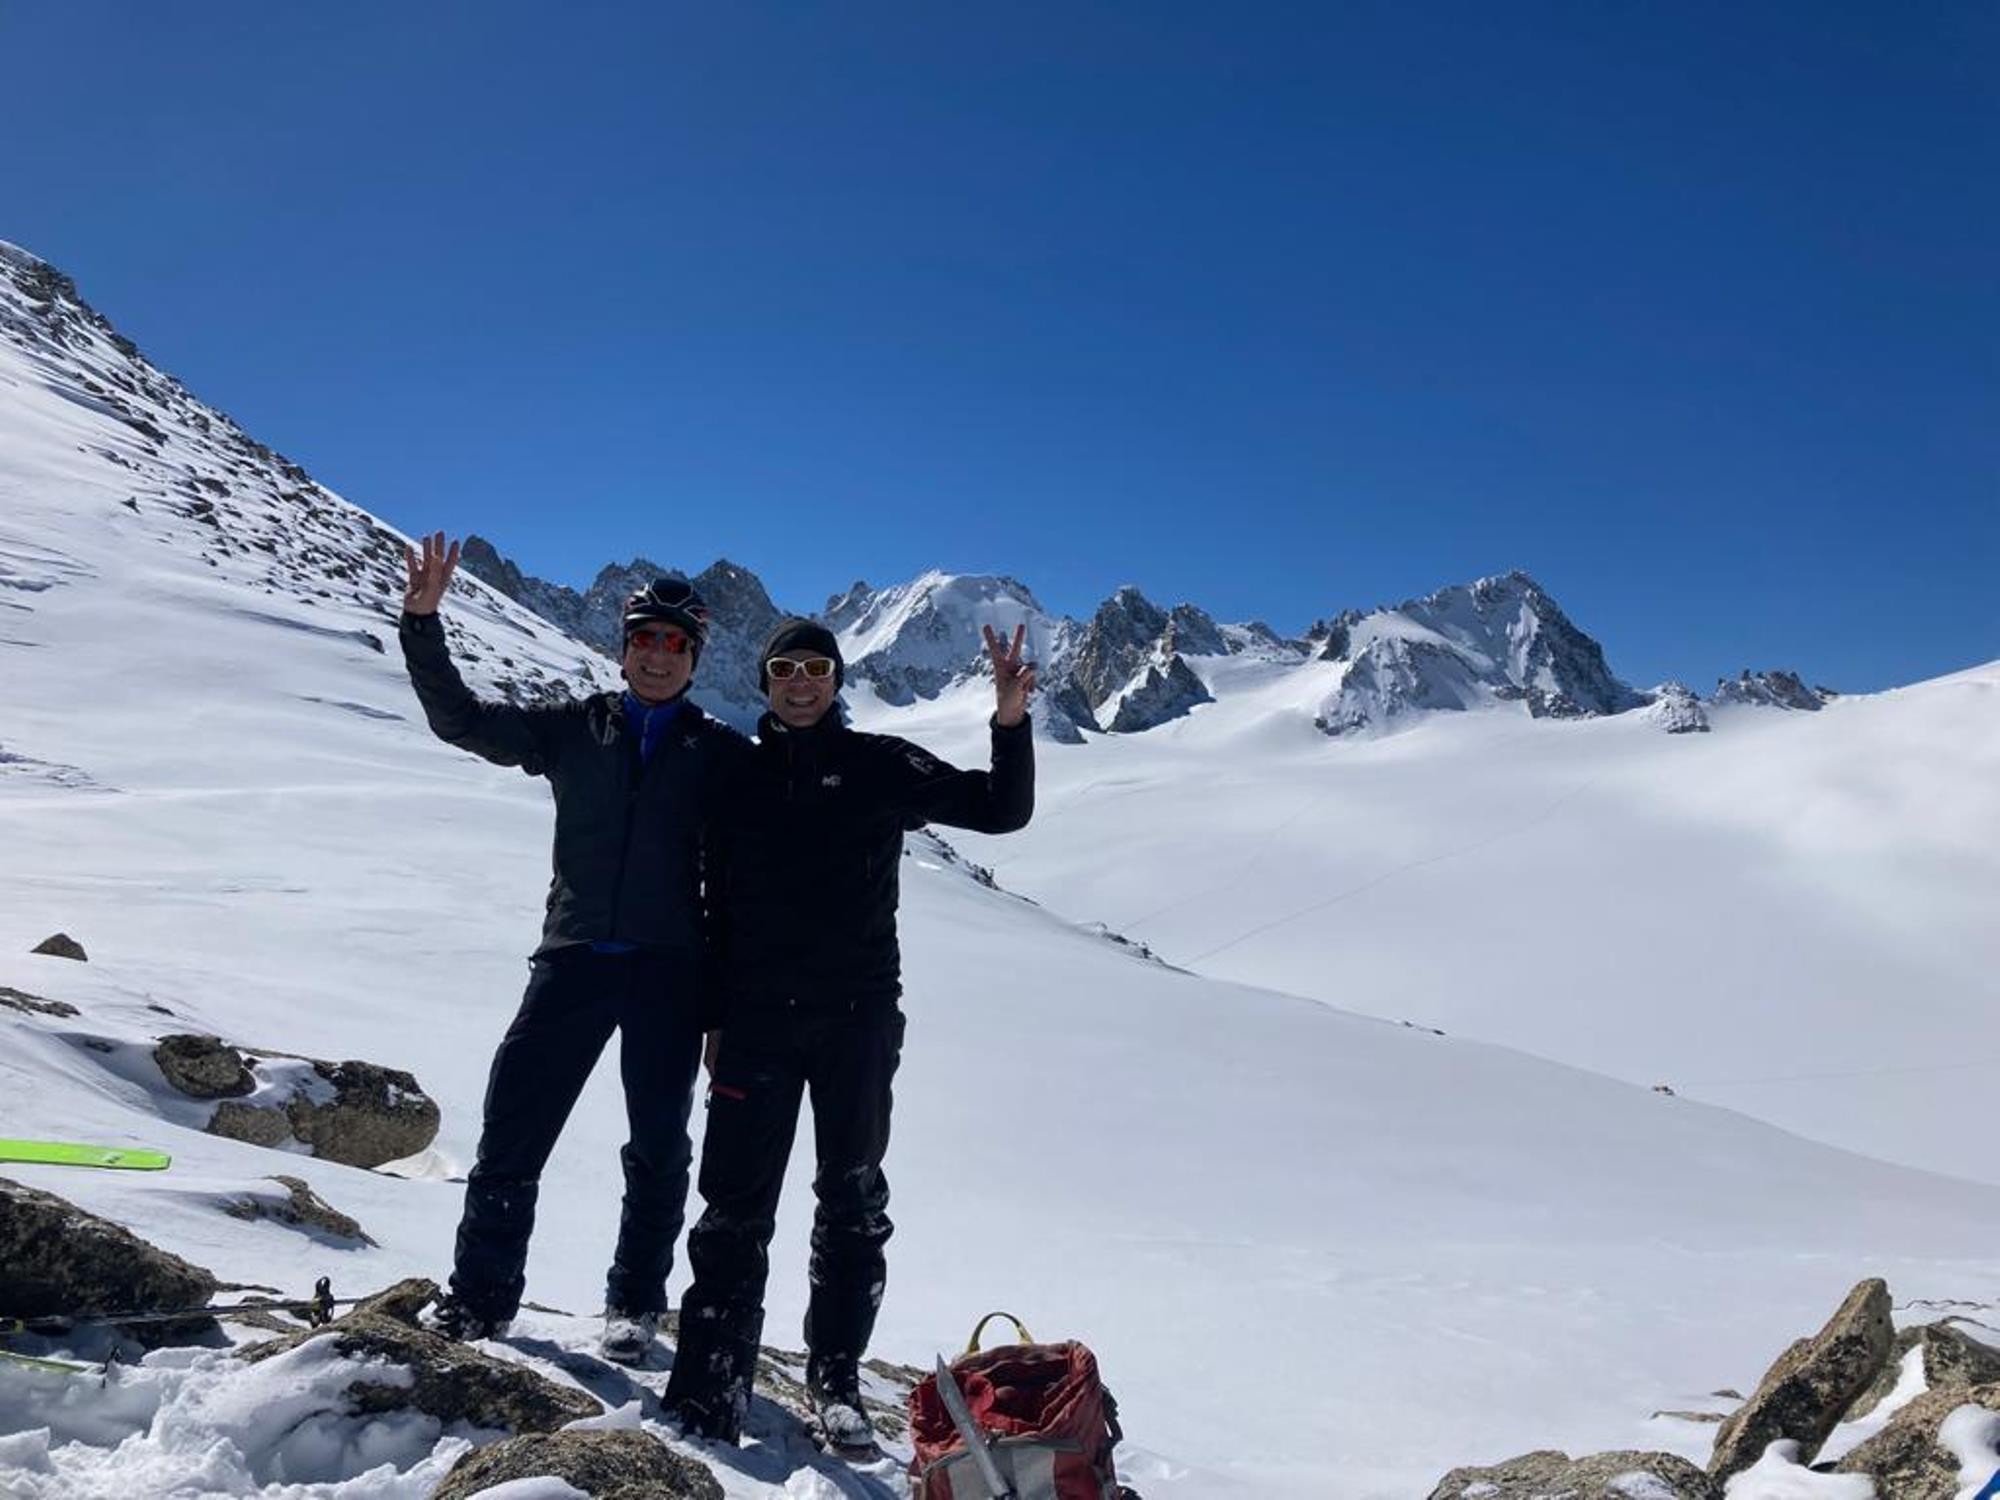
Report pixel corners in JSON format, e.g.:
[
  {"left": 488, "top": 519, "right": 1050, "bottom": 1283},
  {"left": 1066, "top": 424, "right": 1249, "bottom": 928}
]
[{"left": 6, "top": 2, "right": 1993, "bottom": 691}]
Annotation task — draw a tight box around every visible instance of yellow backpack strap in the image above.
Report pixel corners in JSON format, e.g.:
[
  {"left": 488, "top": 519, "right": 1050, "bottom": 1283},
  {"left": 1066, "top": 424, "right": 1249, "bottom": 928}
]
[{"left": 964, "top": 1310, "right": 1034, "bottom": 1355}]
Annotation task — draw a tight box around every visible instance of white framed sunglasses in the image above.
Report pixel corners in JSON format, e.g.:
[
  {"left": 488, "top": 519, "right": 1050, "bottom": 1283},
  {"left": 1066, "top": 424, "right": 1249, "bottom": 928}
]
[{"left": 767, "top": 656, "right": 837, "bottom": 681}]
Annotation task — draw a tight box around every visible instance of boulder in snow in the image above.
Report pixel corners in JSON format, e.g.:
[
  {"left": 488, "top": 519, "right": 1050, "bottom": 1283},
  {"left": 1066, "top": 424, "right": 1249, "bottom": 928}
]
[
  {"left": 161, "top": 1037, "right": 441, "bottom": 1168},
  {"left": 432, "top": 1429, "right": 723, "bottom": 1500},
  {"left": 1425, "top": 1447, "right": 1718, "bottom": 1498},
  {"left": 1833, "top": 1383, "right": 2000, "bottom": 1497},
  {"left": 1707, "top": 1276, "right": 1893, "bottom": 1482},
  {"left": 30, "top": 932, "right": 86, "bottom": 961},
  {"left": 154, "top": 1033, "right": 255, "bottom": 1098},
  {"left": 0, "top": 1176, "right": 216, "bottom": 1333}
]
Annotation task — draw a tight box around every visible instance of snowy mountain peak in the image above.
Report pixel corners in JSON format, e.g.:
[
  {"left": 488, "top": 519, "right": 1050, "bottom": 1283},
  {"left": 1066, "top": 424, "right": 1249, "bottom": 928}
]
[
  {"left": 1313, "top": 569, "right": 1644, "bottom": 735},
  {"left": 834, "top": 569, "right": 1055, "bottom": 706}
]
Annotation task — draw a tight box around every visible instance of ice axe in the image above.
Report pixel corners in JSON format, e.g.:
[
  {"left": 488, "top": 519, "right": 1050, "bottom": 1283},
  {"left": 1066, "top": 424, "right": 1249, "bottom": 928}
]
[{"left": 933, "top": 1355, "right": 1018, "bottom": 1499}]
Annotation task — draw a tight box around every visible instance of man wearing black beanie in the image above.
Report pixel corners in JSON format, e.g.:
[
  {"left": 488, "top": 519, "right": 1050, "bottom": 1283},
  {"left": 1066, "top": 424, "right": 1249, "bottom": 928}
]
[{"left": 666, "top": 615, "right": 1036, "bottom": 1450}]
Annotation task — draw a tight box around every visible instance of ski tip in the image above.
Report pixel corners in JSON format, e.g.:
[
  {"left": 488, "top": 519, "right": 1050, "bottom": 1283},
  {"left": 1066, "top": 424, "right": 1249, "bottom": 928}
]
[{"left": 0, "top": 1141, "right": 172, "bottom": 1171}]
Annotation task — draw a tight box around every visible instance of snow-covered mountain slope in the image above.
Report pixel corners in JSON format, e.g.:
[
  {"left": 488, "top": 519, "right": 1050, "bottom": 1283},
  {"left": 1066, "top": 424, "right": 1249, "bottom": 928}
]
[
  {"left": 5, "top": 243, "right": 1997, "bottom": 1498},
  {"left": 886, "top": 652, "right": 2000, "bottom": 1189}
]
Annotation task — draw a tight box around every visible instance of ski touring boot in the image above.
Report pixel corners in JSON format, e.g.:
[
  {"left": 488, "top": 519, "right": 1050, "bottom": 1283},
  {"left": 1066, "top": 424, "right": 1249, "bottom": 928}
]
[
  {"left": 598, "top": 1306, "right": 661, "bottom": 1366},
  {"left": 805, "top": 1353, "right": 878, "bottom": 1455},
  {"left": 422, "top": 1291, "right": 510, "bottom": 1343}
]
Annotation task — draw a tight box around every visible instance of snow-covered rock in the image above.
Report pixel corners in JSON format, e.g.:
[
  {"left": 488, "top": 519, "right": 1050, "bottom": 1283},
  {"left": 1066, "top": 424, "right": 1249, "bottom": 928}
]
[{"left": 1647, "top": 681, "right": 1712, "bottom": 734}]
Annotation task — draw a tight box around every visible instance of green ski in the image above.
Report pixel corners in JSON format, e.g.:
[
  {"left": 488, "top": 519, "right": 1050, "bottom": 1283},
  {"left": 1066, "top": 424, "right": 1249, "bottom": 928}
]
[
  {"left": 0, "top": 1347, "right": 91, "bottom": 1376},
  {"left": 0, "top": 1140, "right": 171, "bottom": 1171}
]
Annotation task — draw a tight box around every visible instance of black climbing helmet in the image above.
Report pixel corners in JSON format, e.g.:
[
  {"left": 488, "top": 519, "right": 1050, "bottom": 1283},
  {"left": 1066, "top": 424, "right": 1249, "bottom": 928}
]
[{"left": 622, "top": 577, "right": 711, "bottom": 654}]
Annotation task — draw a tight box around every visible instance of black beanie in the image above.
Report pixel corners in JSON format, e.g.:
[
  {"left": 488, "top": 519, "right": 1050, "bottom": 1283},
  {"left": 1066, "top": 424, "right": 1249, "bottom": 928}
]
[{"left": 759, "top": 618, "right": 844, "bottom": 691}]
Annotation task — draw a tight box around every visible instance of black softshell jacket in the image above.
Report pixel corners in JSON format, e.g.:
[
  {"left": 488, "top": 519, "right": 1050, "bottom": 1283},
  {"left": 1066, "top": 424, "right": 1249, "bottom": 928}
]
[
  {"left": 711, "top": 712, "right": 1033, "bottom": 1013},
  {"left": 399, "top": 610, "right": 740, "bottom": 956}
]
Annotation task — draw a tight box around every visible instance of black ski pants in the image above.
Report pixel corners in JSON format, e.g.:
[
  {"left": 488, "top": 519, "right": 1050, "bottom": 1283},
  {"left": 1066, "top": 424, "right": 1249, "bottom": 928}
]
[
  {"left": 450, "top": 945, "right": 703, "bottom": 1322},
  {"left": 676, "top": 1004, "right": 906, "bottom": 1381}
]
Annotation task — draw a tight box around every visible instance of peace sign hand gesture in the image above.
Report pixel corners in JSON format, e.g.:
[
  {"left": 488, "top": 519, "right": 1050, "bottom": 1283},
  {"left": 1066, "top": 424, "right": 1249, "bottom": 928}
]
[
  {"left": 983, "top": 623, "right": 1038, "bottom": 728},
  {"left": 403, "top": 532, "right": 462, "bottom": 617}
]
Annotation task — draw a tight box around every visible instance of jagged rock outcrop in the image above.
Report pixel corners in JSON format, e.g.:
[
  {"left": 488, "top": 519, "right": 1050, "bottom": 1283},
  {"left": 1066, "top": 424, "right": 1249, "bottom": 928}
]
[
  {"left": 0, "top": 1177, "right": 217, "bottom": 1328},
  {"left": 155, "top": 1033, "right": 440, "bottom": 1168},
  {"left": 30, "top": 932, "right": 87, "bottom": 961},
  {"left": 1106, "top": 656, "right": 1214, "bottom": 733},
  {"left": 241, "top": 1278, "right": 601, "bottom": 1433},
  {"left": 1712, "top": 668, "right": 1834, "bottom": 711},
  {"left": 1308, "top": 609, "right": 1363, "bottom": 662},
  {"left": 1426, "top": 1448, "right": 1718, "bottom": 1499},
  {"left": 433, "top": 1429, "right": 722, "bottom": 1500},
  {"left": 1064, "top": 587, "right": 1220, "bottom": 733},
  {"left": 823, "top": 578, "right": 875, "bottom": 632},
  {"left": 1647, "top": 681, "right": 1711, "bottom": 734},
  {"left": 222, "top": 1175, "right": 376, "bottom": 1247},
  {"left": 1067, "top": 587, "right": 1166, "bottom": 702},
  {"left": 1707, "top": 1277, "right": 1894, "bottom": 1482}
]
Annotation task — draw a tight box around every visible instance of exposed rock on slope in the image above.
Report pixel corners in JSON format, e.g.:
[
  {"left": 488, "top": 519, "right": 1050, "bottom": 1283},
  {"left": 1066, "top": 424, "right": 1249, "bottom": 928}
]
[
  {"left": 0, "top": 1177, "right": 217, "bottom": 1324},
  {"left": 1427, "top": 1448, "right": 1718, "bottom": 1499},
  {"left": 241, "top": 1279, "right": 601, "bottom": 1433},
  {"left": 433, "top": 1430, "right": 722, "bottom": 1500}
]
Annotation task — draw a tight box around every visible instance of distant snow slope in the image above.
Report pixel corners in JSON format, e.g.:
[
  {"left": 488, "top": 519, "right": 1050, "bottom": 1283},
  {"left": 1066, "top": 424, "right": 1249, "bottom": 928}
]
[
  {"left": 4, "top": 242, "right": 1998, "bottom": 1498},
  {"left": 885, "top": 650, "right": 2000, "bottom": 1189}
]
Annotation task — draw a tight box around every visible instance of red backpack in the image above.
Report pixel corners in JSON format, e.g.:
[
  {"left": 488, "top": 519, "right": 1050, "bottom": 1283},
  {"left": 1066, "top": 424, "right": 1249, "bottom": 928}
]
[{"left": 909, "top": 1312, "right": 1135, "bottom": 1500}]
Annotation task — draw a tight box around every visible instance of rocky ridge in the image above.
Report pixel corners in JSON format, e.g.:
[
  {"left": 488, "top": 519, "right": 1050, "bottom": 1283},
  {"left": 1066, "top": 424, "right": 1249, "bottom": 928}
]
[{"left": 468, "top": 536, "right": 1834, "bottom": 743}]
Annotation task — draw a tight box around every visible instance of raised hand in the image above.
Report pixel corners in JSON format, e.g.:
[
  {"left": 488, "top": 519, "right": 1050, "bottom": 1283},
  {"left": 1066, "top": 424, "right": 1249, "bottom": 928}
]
[
  {"left": 983, "top": 622, "right": 1037, "bottom": 728},
  {"left": 403, "top": 532, "right": 461, "bottom": 616}
]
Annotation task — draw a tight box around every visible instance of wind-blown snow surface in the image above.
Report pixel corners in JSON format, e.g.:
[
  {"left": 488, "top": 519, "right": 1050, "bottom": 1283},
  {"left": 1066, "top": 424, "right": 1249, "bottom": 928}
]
[
  {"left": 896, "top": 645, "right": 2000, "bottom": 1190},
  {"left": 4, "top": 248, "right": 1999, "bottom": 1496}
]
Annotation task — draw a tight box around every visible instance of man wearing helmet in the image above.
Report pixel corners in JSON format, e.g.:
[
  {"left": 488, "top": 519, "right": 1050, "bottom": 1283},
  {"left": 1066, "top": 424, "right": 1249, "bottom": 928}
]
[{"left": 398, "top": 533, "right": 742, "bottom": 1364}]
